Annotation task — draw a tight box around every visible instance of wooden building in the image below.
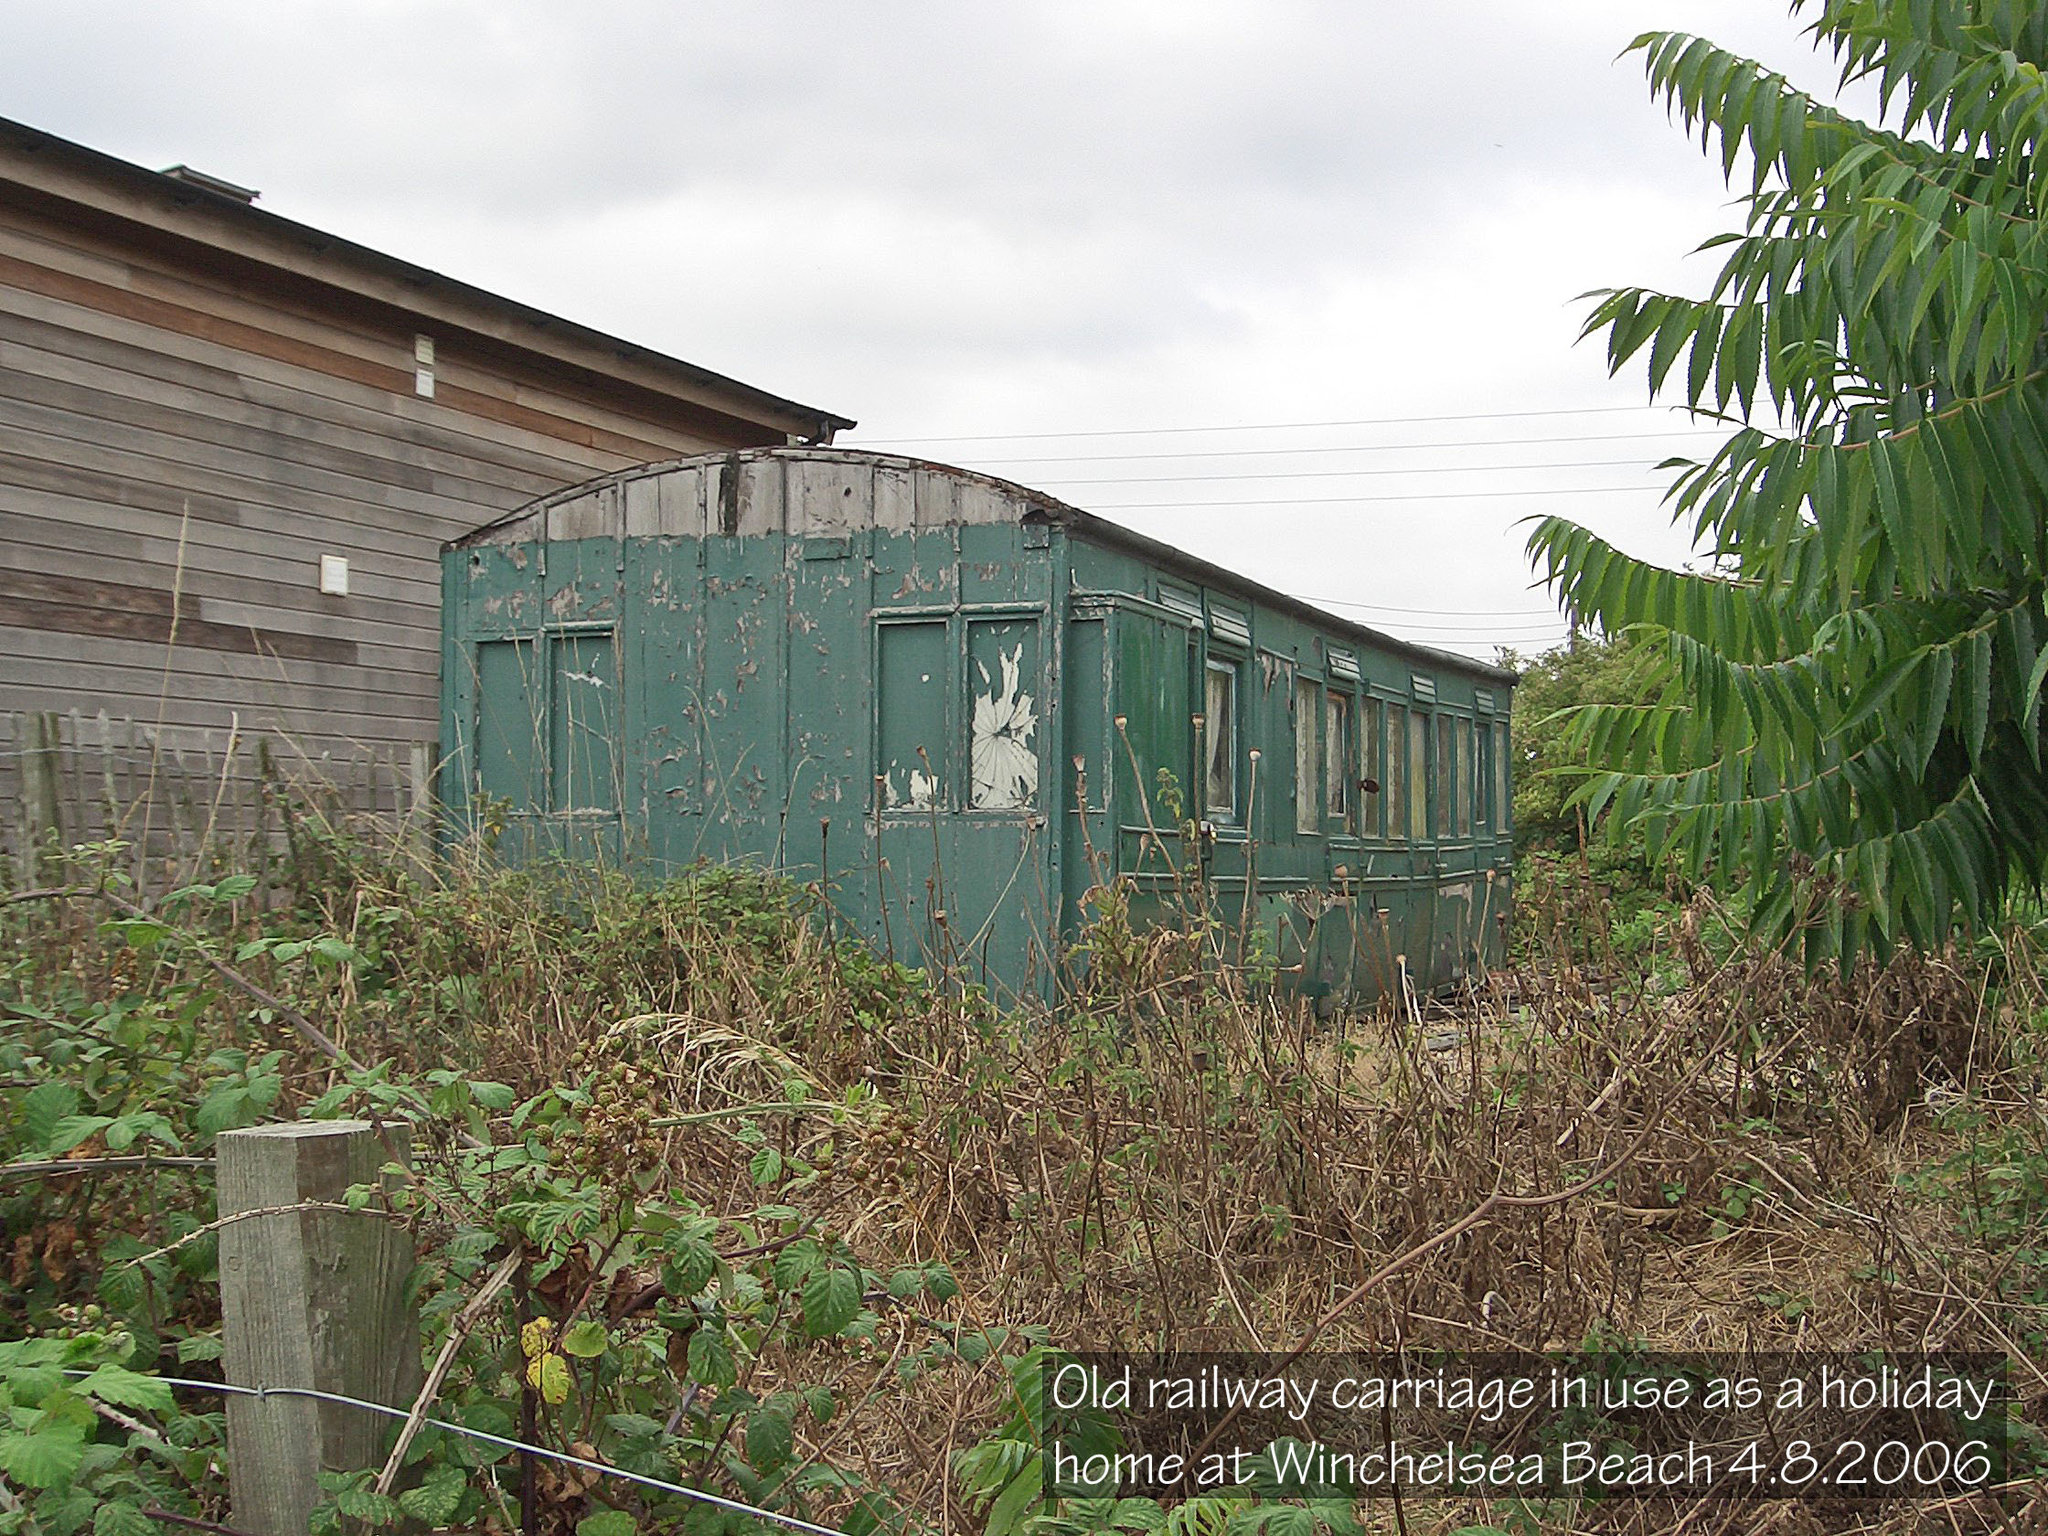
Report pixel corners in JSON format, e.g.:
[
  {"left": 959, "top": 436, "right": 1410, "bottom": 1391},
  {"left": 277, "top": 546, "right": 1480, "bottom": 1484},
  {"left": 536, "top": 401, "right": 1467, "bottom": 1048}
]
[{"left": 0, "top": 115, "right": 849, "bottom": 857}]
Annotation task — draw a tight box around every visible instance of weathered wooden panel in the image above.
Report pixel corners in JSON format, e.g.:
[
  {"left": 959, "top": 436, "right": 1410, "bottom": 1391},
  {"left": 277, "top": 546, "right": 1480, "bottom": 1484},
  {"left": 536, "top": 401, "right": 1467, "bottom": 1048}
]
[
  {"left": 0, "top": 526, "right": 437, "bottom": 637},
  {"left": 0, "top": 489, "right": 450, "bottom": 606},
  {"left": 0, "top": 297, "right": 627, "bottom": 485},
  {"left": 0, "top": 357, "right": 556, "bottom": 506},
  {"left": 0, "top": 177, "right": 809, "bottom": 788}
]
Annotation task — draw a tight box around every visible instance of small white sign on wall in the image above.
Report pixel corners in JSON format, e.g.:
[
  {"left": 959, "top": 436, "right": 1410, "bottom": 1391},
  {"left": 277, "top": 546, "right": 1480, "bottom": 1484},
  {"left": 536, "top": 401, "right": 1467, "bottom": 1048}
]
[{"left": 319, "top": 554, "right": 349, "bottom": 596}]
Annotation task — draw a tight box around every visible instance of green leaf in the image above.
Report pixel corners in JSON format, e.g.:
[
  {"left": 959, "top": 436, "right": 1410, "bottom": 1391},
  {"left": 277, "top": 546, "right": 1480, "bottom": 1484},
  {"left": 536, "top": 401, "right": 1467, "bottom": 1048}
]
[
  {"left": 986, "top": 1453, "right": 1044, "bottom": 1536},
  {"left": 532, "top": 1351, "right": 571, "bottom": 1406},
  {"left": 801, "top": 1265, "right": 862, "bottom": 1338},
  {"left": 94, "top": 1503, "right": 159, "bottom": 1536},
  {"left": 577, "top": 1514, "right": 638, "bottom": 1536},
  {"left": 745, "top": 1407, "right": 793, "bottom": 1473},
  {"left": 663, "top": 1236, "right": 718, "bottom": 1299},
  {"left": 175, "top": 1333, "right": 224, "bottom": 1364},
  {"left": 397, "top": 1463, "right": 469, "bottom": 1524},
  {"left": 561, "top": 1320, "right": 609, "bottom": 1358},
  {"left": 81, "top": 1365, "right": 173, "bottom": 1414},
  {"left": 685, "top": 1327, "right": 736, "bottom": 1390},
  {"left": 45, "top": 1114, "right": 112, "bottom": 1155},
  {"left": 335, "top": 1481, "right": 402, "bottom": 1525},
  {"left": 469, "top": 1080, "right": 515, "bottom": 1111},
  {"left": 0, "top": 1421, "right": 86, "bottom": 1489},
  {"left": 21, "top": 1083, "right": 80, "bottom": 1152}
]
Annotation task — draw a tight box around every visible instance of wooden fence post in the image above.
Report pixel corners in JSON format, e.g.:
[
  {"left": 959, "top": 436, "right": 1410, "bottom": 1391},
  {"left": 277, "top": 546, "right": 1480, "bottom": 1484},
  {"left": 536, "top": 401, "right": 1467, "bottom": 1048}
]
[
  {"left": 407, "top": 739, "right": 435, "bottom": 875},
  {"left": 21, "top": 711, "right": 62, "bottom": 873},
  {"left": 217, "top": 1121, "right": 421, "bottom": 1535}
]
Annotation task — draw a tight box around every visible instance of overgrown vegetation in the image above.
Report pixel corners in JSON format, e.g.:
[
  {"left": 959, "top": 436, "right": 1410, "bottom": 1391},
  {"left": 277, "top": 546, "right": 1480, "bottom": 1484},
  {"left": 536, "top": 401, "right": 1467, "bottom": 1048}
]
[
  {"left": 4, "top": 757, "right": 2048, "bottom": 1535},
  {"left": 1531, "top": 0, "right": 2048, "bottom": 965}
]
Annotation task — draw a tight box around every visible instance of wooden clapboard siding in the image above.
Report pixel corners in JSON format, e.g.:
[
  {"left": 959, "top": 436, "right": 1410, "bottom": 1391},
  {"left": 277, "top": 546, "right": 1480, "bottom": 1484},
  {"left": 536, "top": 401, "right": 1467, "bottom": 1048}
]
[
  {"left": 0, "top": 313, "right": 578, "bottom": 498},
  {"left": 0, "top": 524, "right": 437, "bottom": 638},
  {"left": 0, "top": 128, "right": 843, "bottom": 765},
  {"left": 0, "top": 291, "right": 615, "bottom": 487}
]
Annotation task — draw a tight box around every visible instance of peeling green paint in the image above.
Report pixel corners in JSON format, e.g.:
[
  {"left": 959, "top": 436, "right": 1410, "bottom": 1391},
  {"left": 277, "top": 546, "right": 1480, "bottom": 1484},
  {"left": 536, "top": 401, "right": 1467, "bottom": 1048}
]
[{"left": 442, "top": 449, "right": 1514, "bottom": 1007}]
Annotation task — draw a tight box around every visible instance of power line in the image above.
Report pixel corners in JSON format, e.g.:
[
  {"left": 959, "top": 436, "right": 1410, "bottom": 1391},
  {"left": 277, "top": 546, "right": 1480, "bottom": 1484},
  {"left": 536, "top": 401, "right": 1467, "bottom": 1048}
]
[
  {"left": 1032, "top": 455, "right": 1671, "bottom": 488},
  {"left": 1093, "top": 483, "right": 1659, "bottom": 508},
  {"left": 1293, "top": 596, "right": 1561, "bottom": 618},
  {"left": 1315, "top": 614, "right": 1569, "bottom": 634},
  {"left": 852, "top": 403, "right": 1685, "bottom": 446},
  {"left": 956, "top": 426, "right": 1728, "bottom": 467},
  {"left": 1343, "top": 616, "right": 1570, "bottom": 633}
]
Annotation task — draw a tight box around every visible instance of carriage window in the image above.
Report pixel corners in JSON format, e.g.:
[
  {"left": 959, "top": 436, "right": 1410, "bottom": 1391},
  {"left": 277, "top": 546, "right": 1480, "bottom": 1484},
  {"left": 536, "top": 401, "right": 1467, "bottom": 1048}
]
[
  {"left": 1476, "top": 719, "right": 1493, "bottom": 827},
  {"left": 1385, "top": 703, "right": 1406, "bottom": 842},
  {"left": 1294, "top": 676, "right": 1320, "bottom": 834},
  {"left": 476, "top": 639, "right": 541, "bottom": 809},
  {"left": 1436, "top": 714, "right": 1456, "bottom": 838},
  {"left": 1455, "top": 717, "right": 1473, "bottom": 836},
  {"left": 1205, "top": 661, "right": 1237, "bottom": 816},
  {"left": 878, "top": 620, "right": 948, "bottom": 810},
  {"left": 1326, "top": 690, "right": 1354, "bottom": 834},
  {"left": 1361, "top": 697, "right": 1383, "bottom": 838},
  {"left": 1409, "top": 710, "right": 1431, "bottom": 841},
  {"left": 968, "top": 618, "right": 1040, "bottom": 810},
  {"left": 550, "top": 633, "right": 619, "bottom": 813},
  {"left": 1497, "top": 721, "right": 1511, "bottom": 835}
]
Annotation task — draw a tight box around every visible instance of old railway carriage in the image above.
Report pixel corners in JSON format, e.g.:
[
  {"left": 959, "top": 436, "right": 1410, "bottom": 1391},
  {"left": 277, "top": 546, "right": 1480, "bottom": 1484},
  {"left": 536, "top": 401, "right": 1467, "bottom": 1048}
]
[{"left": 441, "top": 448, "right": 1513, "bottom": 1004}]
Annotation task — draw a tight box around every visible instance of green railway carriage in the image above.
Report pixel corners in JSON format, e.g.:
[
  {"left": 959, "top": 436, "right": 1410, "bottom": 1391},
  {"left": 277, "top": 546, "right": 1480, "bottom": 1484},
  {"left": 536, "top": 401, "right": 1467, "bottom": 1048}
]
[{"left": 441, "top": 447, "right": 1514, "bottom": 1006}]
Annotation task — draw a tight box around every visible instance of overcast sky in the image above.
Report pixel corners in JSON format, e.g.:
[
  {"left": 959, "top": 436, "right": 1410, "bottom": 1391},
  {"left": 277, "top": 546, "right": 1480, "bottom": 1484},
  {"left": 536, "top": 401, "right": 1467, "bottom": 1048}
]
[{"left": 1, "top": 1, "right": 1857, "bottom": 659}]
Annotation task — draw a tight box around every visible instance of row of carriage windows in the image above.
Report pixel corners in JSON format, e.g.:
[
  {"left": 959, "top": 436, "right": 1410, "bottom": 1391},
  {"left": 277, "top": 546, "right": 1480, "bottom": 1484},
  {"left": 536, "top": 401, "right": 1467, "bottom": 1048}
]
[{"left": 1206, "top": 661, "right": 1507, "bottom": 843}]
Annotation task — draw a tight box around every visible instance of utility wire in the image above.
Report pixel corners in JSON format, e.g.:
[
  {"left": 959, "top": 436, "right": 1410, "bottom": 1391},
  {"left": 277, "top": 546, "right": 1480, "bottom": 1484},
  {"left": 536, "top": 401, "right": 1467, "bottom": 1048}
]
[
  {"left": 852, "top": 403, "right": 1684, "bottom": 445},
  {"left": 1095, "top": 483, "right": 1656, "bottom": 508},
  {"left": 1031, "top": 455, "right": 1671, "bottom": 488},
  {"left": 1325, "top": 619, "right": 1569, "bottom": 636},
  {"left": 1296, "top": 596, "right": 1561, "bottom": 619},
  {"left": 952, "top": 427, "right": 1727, "bottom": 467}
]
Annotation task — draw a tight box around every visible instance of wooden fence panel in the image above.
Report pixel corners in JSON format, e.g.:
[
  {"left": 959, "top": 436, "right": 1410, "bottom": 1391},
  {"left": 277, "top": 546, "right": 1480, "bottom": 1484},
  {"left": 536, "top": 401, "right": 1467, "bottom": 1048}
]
[{"left": 0, "top": 708, "right": 435, "bottom": 895}]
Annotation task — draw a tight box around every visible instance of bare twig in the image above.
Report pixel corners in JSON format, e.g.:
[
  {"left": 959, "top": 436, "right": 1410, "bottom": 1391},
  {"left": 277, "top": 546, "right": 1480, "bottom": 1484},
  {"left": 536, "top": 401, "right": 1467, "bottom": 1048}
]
[
  {"left": 6, "top": 885, "right": 356, "bottom": 1068},
  {"left": 374, "top": 1247, "right": 522, "bottom": 1495},
  {"left": 1192, "top": 1017, "right": 1740, "bottom": 1462}
]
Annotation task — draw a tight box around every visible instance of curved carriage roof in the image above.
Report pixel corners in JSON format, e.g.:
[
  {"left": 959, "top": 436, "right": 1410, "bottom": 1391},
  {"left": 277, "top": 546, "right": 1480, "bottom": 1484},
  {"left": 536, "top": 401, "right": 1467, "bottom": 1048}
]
[{"left": 449, "top": 446, "right": 1518, "bottom": 686}]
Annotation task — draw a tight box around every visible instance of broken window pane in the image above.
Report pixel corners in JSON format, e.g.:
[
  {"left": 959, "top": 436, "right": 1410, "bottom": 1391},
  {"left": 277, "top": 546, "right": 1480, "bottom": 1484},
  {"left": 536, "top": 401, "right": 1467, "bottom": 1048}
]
[
  {"left": 550, "top": 632, "right": 618, "bottom": 813},
  {"left": 968, "top": 618, "right": 1040, "bottom": 810}
]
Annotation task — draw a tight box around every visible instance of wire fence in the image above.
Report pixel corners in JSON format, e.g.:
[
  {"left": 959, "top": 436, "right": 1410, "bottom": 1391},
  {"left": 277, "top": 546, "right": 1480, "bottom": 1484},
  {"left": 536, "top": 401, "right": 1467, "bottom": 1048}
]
[{"left": 68, "top": 1370, "right": 856, "bottom": 1536}]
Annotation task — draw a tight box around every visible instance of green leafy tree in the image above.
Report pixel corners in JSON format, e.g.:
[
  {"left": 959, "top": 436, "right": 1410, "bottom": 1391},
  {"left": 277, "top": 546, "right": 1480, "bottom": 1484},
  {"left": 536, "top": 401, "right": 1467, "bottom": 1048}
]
[
  {"left": 1505, "top": 632, "right": 1664, "bottom": 856},
  {"left": 1529, "top": 0, "right": 2048, "bottom": 965}
]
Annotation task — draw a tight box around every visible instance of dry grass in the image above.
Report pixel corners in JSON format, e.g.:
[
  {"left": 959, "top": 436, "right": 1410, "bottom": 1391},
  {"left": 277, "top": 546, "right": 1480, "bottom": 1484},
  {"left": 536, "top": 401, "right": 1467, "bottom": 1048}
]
[
  {"left": 13, "top": 795, "right": 2048, "bottom": 1534},
  {"left": 323, "top": 838, "right": 2045, "bottom": 1533}
]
